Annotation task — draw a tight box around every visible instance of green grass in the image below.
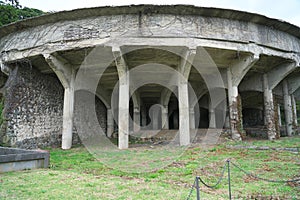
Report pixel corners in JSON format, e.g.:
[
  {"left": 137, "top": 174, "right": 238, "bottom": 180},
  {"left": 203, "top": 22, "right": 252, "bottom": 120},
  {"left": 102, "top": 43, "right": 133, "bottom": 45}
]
[
  {"left": 0, "top": 137, "right": 299, "bottom": 199},
  {"left": 226, "top": 136, "right": 300, "bottom": 148}
]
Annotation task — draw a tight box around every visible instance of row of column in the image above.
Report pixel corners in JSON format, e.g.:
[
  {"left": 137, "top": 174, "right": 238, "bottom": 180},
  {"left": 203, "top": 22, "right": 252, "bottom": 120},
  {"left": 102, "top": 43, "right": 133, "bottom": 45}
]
[{"left": 57, "top": 51, "right": 298, "bottom": 149}]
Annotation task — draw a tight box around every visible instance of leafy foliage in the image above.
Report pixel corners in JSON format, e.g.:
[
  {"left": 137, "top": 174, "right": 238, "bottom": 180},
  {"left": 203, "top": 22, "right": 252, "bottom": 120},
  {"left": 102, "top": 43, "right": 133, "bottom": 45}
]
[{"left": 0, "top": 0, "right": 44, "bottom": 26}]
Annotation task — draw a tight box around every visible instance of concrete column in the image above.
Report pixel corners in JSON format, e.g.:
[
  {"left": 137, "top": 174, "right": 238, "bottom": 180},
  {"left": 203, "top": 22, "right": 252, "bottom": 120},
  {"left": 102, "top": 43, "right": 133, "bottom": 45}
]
[
  {"left": 178, "top": 81, "right": 190, "bottom": 146},
  {"left": 225, "top": 113, "right": 230, "bottom": 129},
  {"left": 283, "top": 80, "right": 293, "bottom": 136},
  {"left": 277, "top": 104, "right": 282, "bottom": 127},
  {"left": 209, "top": 105, "right": 216, "bottom": 129},
  {"left": 263, "top": 74, "right": 276, "bottom": 140},
  {"left": 152, "top": 108, "right": 159, "bottom": 130},
  {"left": 107, "top": 108, "right": 114, "bottom": 138},
  {"left": 114, "top": 49, "right": 130, "bottom": 149},
  {"left": 291, "top": 94, "right": 298, "bottom": 127},
  {"left": 162, "top": 106, "right": 169, "bottom": 129},
  {"left": 189, "top": 108, "right": 195, "bottom": 129},
  {"left": 133, "top": 107, "right": 140, "bottom": 132},
  {"left": 141, "top": 106, "right": 147, "bottom": 128},
  {"left": 227, "top": 69, "right": 242, "bottom": 140},
  {"left": 118, "top": 84, "right": 129, "bottom": 148},
  {"left": 118, "top": 78, "right": 129, "bottom": 149},
  {"left": 43, "top": 54, "right": 76, "bottom": 149},
  {"left": 62, "top": 70, "right": 75, "bottom": 149}
]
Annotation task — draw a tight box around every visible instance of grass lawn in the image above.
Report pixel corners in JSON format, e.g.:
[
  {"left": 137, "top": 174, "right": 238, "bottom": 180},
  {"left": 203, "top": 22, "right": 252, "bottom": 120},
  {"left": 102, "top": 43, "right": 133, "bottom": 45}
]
[{"left": 0, "top": 136, "right": 299, "bottom": 199}]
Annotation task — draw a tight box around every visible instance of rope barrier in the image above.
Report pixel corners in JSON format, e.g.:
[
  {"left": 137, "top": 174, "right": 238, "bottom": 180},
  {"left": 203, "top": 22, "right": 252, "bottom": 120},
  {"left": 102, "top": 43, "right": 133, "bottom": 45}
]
[
  {"left": 197, "top": 162, "right": 228, "bottom": 189},
  {"left": 230, "top": 161, "right": 300, "bottom": 183},
  {"left": 186, "top": 158, "right": 300, "bottom": 199}
]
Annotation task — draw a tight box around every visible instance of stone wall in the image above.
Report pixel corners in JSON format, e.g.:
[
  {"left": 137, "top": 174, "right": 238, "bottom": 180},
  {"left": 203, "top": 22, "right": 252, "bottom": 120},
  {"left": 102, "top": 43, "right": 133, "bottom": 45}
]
[
  {"left": 0, "top": 64, "right": 108, "bottom": 149},
  {"left": 0, "top": 64, "right": 69, "bottom": 149}
]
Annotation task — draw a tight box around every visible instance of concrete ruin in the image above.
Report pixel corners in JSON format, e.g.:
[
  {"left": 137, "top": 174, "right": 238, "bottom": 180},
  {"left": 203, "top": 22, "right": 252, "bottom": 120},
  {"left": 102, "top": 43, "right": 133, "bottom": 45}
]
[{"left": 0, "top": 5, "right": 299, "bottom": 149}]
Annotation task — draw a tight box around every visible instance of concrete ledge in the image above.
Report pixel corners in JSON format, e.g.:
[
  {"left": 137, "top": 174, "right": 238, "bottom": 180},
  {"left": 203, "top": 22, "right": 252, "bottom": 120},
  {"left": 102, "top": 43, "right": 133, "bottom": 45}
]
[{"left": 0, "top": 147, "right": 49, "bottom": 173}]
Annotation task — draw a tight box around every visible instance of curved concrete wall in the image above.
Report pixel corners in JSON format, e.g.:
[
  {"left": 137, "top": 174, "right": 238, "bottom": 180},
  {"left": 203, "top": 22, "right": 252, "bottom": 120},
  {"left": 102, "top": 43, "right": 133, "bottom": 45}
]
[{"left": 1, "top": 12, "right": 300, "bottom": 54}]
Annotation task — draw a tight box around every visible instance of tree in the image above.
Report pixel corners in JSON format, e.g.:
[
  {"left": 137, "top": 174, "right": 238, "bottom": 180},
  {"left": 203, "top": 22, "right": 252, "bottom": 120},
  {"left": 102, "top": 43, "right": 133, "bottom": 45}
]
[
  {"left": 0, "top": 0, "right": 44, "bottom": 26},
  {"left": 1, "top": 0, "right": 19, "bottom": 7}
]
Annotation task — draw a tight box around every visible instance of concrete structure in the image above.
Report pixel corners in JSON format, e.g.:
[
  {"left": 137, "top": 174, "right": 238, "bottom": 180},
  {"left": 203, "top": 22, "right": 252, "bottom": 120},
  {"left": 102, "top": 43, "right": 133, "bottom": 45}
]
[
  {"left": 0, "top": 5, "right": 299, "bottom": 149},
  {"left": 0, "top": 147, "right": 49, "bottom": 172}
]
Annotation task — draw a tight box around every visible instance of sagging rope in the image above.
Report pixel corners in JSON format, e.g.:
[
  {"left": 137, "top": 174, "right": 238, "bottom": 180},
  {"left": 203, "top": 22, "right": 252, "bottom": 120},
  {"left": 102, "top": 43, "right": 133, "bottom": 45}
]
[{"left": 186, "top": 159, "right": 300, "bottom": 200}]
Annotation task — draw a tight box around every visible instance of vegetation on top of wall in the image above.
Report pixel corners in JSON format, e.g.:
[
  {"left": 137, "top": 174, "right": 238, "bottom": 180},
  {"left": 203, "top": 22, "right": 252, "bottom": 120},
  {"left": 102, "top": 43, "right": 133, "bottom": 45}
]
[{"left": 0, "top": 0, "right": 45, "bottom": 27}]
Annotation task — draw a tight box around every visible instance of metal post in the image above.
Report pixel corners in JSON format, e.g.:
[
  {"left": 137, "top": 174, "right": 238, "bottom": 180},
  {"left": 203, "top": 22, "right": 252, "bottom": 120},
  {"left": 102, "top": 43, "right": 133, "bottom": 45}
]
[
  {"left": 227, "top": 160, "right": 232, "bottom": 200},
  {"left": 196, "top": 176, "right": 200, "bottom": 200}
]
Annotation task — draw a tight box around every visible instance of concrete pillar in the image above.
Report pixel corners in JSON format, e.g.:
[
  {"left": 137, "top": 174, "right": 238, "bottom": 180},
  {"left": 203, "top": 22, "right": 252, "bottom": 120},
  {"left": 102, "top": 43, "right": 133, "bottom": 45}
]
[
  {"left": 227, "top": 69, "right": 242, "bottom": 140},
  {"left": 62, "top": 70, "right": 75, "bottom": 149},
  {"left": 152, "top": 108, "right": 159, "bottom": 130},
  {"left": 162, "top": 106, "right": 169, "bottom": 129},
  {"left": 189, "top": 108, "right": 195, "bottom": 129},
  {"left": 283, "top": 80, "right": 293, "bottom": 136},
  {"left": 263, "top": 74, "right": 276, "bottom": 140},
  {"left": 107, "top": 108, "right": 114, "bottom": 138},
  {"left": 209, "top": 104, "right": 216, "bottom": 129},
  {"left": 178, "top": 81, "right": 190, "bottom": 146},
  {"left": 118, "top": 78, "right": 129, "bottom": 149},
  {"left": 133, "top": 107, "right": 140, "bottom": 132},
  {"left": 277, "top": 104, "right": 282, "bottom": 127},
  {"left": 225, "top": 113, "right": 230, "bottom": 129},
  {"left": 291, "top": 94, "right": 298, "bottom": 127},
  {"left": 43, "top": 54, "right": 76, "bottom": 149},
  {"left": 141, "top": 106, "right": 147, "bottom": 128}
]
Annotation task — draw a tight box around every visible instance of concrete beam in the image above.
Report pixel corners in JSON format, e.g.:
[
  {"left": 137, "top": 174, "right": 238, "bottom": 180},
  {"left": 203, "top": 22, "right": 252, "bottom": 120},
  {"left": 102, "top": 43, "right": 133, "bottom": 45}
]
[
  {"left": 3, "top": 37, "right": 299, "bottom": 66},
  {"left": 43, "top": 53, "right": 73, "bottom": 89},
  {"left": 113, "top": 49, "right": 129, "bottom": 149},
  {"left": 230, "top": 53, "right": 259, "bottom": 86},
  {"left": 287, "top": 75, "right": 300, "bottom": 94},
  {"left": 179, "top": 49, "right": 196, "bottom": 79},
  {"left": 0, "top": 60, "right": 11, "bottom": 75},
  {"left": 267, "top": 62, "right": 297, "bottom": 90},
  {"left": 240, "top": 62, "right": 298, "bottom": 93}
]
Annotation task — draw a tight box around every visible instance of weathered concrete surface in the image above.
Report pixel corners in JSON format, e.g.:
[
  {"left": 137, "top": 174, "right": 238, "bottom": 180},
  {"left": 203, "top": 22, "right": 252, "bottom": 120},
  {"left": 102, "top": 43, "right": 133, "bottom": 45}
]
[
  {"left": 0, "top": 147, "right": 49, "bottom": 172},
  {"left": 0, "top": 5, "right": 299, "bottom": 149}
]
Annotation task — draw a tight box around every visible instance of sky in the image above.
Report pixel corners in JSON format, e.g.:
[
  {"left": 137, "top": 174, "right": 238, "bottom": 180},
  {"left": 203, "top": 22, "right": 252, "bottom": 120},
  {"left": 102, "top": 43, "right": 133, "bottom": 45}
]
[{"left": 18, "top": 0, "right": 300, "bottom": 27}]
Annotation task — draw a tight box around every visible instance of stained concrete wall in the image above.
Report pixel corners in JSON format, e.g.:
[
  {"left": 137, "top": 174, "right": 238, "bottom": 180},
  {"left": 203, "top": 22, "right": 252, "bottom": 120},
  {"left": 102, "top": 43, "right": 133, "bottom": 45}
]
[{"left": 1, "top": 7, "right": 300, "bottom": 55}]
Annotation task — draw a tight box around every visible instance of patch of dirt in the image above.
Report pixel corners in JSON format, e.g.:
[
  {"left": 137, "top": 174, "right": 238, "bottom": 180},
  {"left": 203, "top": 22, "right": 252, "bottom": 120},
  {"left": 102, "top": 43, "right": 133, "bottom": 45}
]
[
  {"left": 170, "top": 161, "right": 186, "bottom": 168},
  {"left": 243, "top": 175, "right": 258, "bottom": 183}
]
